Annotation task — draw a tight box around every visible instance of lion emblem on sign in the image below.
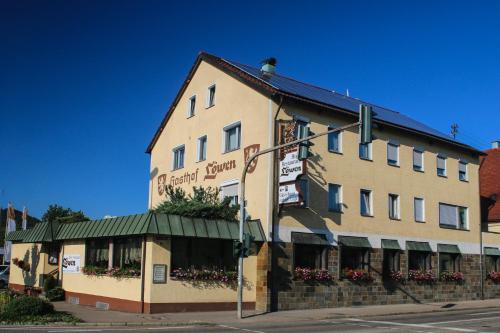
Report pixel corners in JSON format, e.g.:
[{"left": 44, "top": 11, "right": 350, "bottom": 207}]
[
  {"left": 244, "top": 144, "right": 260, "bottom": 174},
  {"left": 158, "top": 174, "right": 167, "bottom": 195}
]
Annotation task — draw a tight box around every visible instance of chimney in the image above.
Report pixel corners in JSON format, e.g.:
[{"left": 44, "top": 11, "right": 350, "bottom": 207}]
[
  {"left": 492, "top": 141, "right": 500, "bottom": 149},
  {"left": 261, "top": 57, "right": 277, "bottom": 75}
]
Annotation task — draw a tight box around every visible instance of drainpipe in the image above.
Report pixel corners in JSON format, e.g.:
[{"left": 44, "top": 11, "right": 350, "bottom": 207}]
[{"left": 140, "top": 235, "right": 147, "bottom": 313}]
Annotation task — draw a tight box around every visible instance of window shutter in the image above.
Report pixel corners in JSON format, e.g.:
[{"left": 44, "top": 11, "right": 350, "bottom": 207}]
[
  {"left": 459, "top": 161, "right": 467, "bottom": 173},
  {"left": 413, "top": 150, "right": 423, "bottom": 168},
  {"left": 414, "top": 198, "right": 424, "bottom": 221},
  {"left": 222, "top": 183, "right": 239, "bottom": 197},
  {"left": 437, "top": 156, "right": 446, "bottom": 169},
  {"left": 439, "top": 203, "right": 457, "bottom": 227},
  {"left": 387, "top": 144, "right": 398, "bottom": 162}
]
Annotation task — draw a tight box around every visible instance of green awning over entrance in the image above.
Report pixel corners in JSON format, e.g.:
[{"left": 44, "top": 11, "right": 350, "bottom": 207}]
[
  {"left": 406, "top": 241, "right": 432, "bottom": 252},
  {"left": 485, "top": 247, "right": 500, "bottom": 256},
  {"left": 338, "top": 236, "right": 371, "bottom": 248},
  {"left": 5, "top": 230, "right": 31, "bottom": 242},
  {"left": 381, "top": 239, "right": 401, "bottom": 250},
  {"left": 8, "top": 213, "right": 266, "bottom": 243},
  {"left": 291, "top": 232, "right": 329, "bottom": 245},
  {"left": 437, "top": 244, "right": 460, "bottom": 254}
]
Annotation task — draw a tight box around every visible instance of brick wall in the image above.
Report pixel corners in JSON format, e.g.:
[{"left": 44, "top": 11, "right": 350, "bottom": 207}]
[{"left": 268, "top": 242, "right": 500, "bottom": 311}]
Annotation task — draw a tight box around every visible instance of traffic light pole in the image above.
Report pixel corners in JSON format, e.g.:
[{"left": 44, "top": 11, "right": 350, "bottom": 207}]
[{"left": 237, "top": 120, "right": 361, "bottom": 319}]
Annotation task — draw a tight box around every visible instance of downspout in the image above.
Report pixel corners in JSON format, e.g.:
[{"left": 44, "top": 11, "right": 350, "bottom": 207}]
[
  {"left": 270, "top": 95, "right": 284, "bottom": 312},
  {"left": 140, "top": 235, "right": 147, "bottom": 313}
]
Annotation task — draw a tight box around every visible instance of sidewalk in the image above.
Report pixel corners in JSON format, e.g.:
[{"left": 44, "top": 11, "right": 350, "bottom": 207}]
[{"left": 53, "top": 298, "right": 500, "bottom": 326}]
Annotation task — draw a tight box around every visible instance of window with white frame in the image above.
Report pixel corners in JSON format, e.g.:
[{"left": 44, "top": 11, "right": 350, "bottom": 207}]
[
  {"left": 387, "top": 141, "right": 399, "bottom": 166},
  {"left": 359, "top": 143, "right": 372, "bottom": 160},
  {"left": 414, "top": 197, "right": 425, "bottom": 222},
  {"left": 360, "top": 189, "right": 372, "bottom": 216},
  {"left": 413, "top": 148, "right": 424, "bottom": 171},
  {"left": 172, "top": 145, "right": 185, "bottom": 170},
  {"left": 187, "top": 95, "right": 196, "bottom": 117},
  {"left": 439, "top": 203, "right": 468, "bottom": 230},
  {"left": 327, "top": 125, "right": 342, "bottom": 153},
  {"left": 328, "top": 183, "right": 342, "bottom": 212},
  {"left": 437, "top": 155, "right": 447, "bottom": 177},
  {"left": 223, "top": 122, "right": 241, "bottom": 152},
  {"left": 221, "top": 182, "right": 239, "bottom": 206},
  {"left": 206, "top": 85, "right": 216, "bottom": 108},
  {"left": 459, "top": 160, "right": 468, "bottom": 181},
  {"left": 197, "top": 136, "right": 207, "bottom": 162},
  {"left": 388, "top": 193, "right": 400, "bottom": 219}
]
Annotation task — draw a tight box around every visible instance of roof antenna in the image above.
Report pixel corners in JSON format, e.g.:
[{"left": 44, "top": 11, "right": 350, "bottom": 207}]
[
  {"left": 451, "top": 123, "right": 459, "bottom": 139},
  {"left": 346, "top": 89, "right": 350, "bottom": 97}
]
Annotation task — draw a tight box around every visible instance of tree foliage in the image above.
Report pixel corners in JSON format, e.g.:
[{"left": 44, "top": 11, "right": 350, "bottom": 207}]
[
  {"left": 153, "top": 186, "right": 239, "bottom": 221},
  {"left": 41, "top": 204, "right": 90, "bottom": 224}
]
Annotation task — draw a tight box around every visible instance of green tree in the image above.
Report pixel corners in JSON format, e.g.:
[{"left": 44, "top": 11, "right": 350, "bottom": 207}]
[
  {"left": 41, "top": 204, "right": 90, "bottom": 223},
  {"left": 153, "top": 185, "right": 239, "bottom": 221}
]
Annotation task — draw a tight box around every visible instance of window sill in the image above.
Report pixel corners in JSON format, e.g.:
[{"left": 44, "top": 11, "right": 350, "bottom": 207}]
[
  {"left": 361, "top": 214, "right": 374, "bottom": 218},
  {"left": 223, "top": 147, "right": 240, "bottom": 154},
  {"left": 437, "top": 174, "right": 448, "bottom": 178},
  {"left": 439, "top": 225, "right": 470, "bottom": 232},
  {"left": 459, "top": 179, "right": 469, "bottom": 183},
  {"left": 389, "top": 217, "right": 401, "bottom": 221},
  {"left": 172, "top": 167, "right": 184, "bottom": 171},
  {"left": 413, "top": 168, "right": 425, "bottom": 173},
  {"left": 359, "top": 157, "right": 373, "bottom": 162},
  {"left": 328, "top": 150, "right": 343, "bottom": 155},
  {"left": 196, "top": 159, "right": 206, "bottom": 163},
  {"left": 186, "top": 114, "right": 195, "bottom": 119},
  {"left": 205, "top": 104, "right": 215, "bottom": 109},
  {"left": 387, "top": 163, "right": 400, "bottom": 168},
  {"left": 415, "top": 220, "right": 426, "bottom": 223}
]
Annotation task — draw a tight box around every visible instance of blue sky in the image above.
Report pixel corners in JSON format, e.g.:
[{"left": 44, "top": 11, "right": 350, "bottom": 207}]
[{"left": 1, "top": 0, "right": 498, "bottom": 219}]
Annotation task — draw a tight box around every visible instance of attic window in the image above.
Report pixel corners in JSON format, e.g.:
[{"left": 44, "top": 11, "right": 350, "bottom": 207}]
[{"left": 207, "top": 85, "right": 216, "bottom": 108}]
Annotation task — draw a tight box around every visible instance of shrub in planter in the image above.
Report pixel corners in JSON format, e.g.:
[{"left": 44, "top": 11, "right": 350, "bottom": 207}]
[
  {"left": 294, "top": 267, "right": 334, "bottom": 282},
  {"left": 43, "top": 275, "right": 57, "bottom": 292},
  {"left": 342, "top": 268, "right": 374, "bottom": 283},
  {"left": 46, "top": 287, "right": 65, "bottom": 302},
  {"left": 1, "top": 296, "right": 54, "bottom": 321}
]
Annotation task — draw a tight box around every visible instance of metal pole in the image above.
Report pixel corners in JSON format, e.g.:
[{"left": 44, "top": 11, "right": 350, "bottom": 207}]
[
  {"left": 237, "top": 121, "right": 359, "bottom": 319},
  {"left": 479, "top": 221, "right": 484, "bottom": 300}
]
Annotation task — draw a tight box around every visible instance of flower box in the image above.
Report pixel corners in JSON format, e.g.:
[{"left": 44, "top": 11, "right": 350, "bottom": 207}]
[
  {"left": 388, "top": 270, "right": 405, "bottom": 283},
  {"left": 170, "top": 268, "right": 237, "bottom": 283},
  {"left": 294, "top": 267, "right": 334, "bottom": 282},
  {"left": 408, "top": 269, "right": 436, "bottom": 283},
  {"left": 487, "top": 271, "right": 500, "bottom": 283},
  {"left": 439, "top": 271, "right": 464, "bottom": 282},
  {"left": 342, "top": 268, "right": 374, "bottom": 283},
  {"left": 82, "top": 266, "right": 141, "bottom": 278}
]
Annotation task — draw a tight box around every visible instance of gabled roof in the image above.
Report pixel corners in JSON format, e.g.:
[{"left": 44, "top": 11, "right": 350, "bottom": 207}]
[
  {"left": 6, "top": 213, "right": 266, "bottom": 243},
  {"left": 146, "top": 52, "right": 482, "bottom": 155}
]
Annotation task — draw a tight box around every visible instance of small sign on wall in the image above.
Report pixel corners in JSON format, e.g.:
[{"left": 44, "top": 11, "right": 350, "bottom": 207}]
[
  {"left": 153, "top": 264, "right": 167, "bottom": 284},
  {"left": 62, "top": 254, "right": 81, "bottom": 273},
  {"left": 279, "top": 183, "right": 301, "bottom": 205}
]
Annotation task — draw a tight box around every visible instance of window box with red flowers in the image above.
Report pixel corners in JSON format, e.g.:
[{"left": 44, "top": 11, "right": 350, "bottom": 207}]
[
  {"left": 170, "top": 268, "right": 237, "bottom": 284},
  {"left": 388, "top": 270, "right": 405, "bottom": 283},
  {"left": 487, "top": 271, "right": 500, "bottom": 283},
  {"left": 342, "top": 268, "right": 374, "bottom": 283},
  {"left": 294, "top": 267, "right": 334, "bottom": 282},
  {"left": 408, "top": 269, "right": 436, "bottom": 283},
  {"left": 439, "top": 271, "right": 464, "bottom": 283}
]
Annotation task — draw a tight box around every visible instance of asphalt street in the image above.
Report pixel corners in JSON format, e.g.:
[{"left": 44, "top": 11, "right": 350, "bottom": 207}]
[{"left": 2, "top": 308, "right": 500, "bottom": 332}]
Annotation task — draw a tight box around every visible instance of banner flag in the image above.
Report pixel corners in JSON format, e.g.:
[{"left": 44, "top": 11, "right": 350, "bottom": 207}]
[
  {"left": 22, "top": 207, "right": 27, "bottom": 230},
  {"left": 4, "top": 203, "right": 16, "bottom": 262}
]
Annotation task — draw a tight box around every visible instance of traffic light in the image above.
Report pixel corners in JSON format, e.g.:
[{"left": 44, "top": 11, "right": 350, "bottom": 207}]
[
  {"left": 233, "top": 241, "right": 243, "bottom": 258},
  {"left": 359, "top": 104, "right": 373, "bottom": 144},
  {"left": 243, "top": 234, "right": 255, "bottom": 257},
  {"left": 298, "top": 126, "right": 315, "bottom": 160}
]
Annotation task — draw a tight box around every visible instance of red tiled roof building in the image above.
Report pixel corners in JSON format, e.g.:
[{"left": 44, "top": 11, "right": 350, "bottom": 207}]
[{"left": 481, "top": 142, "right": 500, "bottom": 223}]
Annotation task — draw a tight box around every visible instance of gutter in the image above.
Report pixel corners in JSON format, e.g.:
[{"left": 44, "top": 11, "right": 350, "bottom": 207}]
[{"left": 140, "top": 235, "right": 147, "bottom": 313}]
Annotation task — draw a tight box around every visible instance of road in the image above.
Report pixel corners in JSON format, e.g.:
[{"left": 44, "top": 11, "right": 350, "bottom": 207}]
[{"left": 2, "top": 308, "right": 500, "bottom": 332}]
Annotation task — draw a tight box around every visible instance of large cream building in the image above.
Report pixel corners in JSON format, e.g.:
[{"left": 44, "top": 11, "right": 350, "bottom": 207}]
[{"left": 8, "top": 52, "right": 500, "bottom": 313}]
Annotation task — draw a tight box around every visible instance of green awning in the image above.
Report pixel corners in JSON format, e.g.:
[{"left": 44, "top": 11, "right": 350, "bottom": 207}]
[
  {"left": 437, "top": 244, "right": 460, "bottom": 254},
  {"left": 291, "top": 232, "right": 329, "bottom": 245},
  {"left": 485, "top": 247, "right": 500, "bottom": 256},
  {"left": 406, "top": 241, "right": 432, "bottom": 252},
  {"left": 381, "top": 239, "right": 401, "bottom": 250},
  {"left": 338, "top": 236, "right": 371, "bottom": 248},
  {"left": 12, "top": 213, "right": 266, "bottom": 243},
  {"left": 5, "top": 230, "right": 31, "bottom": 242}
]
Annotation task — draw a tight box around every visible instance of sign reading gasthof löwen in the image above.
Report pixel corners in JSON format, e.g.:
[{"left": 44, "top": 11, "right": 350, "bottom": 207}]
[{"left": 279, "top": 149, "right": 305, "bottom": 183}]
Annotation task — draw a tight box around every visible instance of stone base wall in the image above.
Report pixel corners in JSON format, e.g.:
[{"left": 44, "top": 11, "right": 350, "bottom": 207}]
[{"left": 271, "top": 242, "right": 500, "bottom": 311}]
